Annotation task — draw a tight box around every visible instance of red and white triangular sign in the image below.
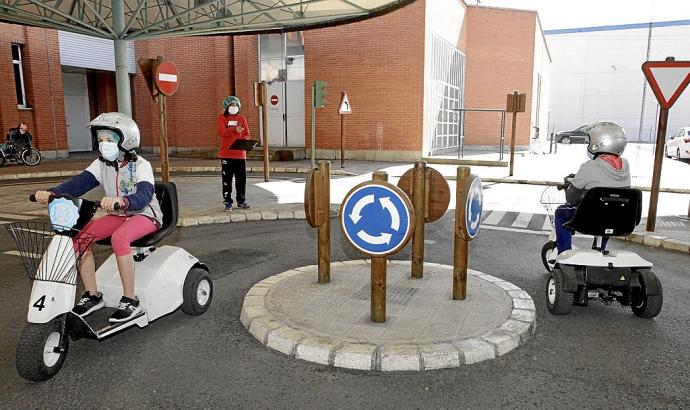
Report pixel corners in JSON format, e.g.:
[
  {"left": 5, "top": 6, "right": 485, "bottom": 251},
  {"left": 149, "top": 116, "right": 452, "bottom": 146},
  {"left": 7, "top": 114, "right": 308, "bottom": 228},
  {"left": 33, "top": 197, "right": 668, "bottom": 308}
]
[
  {"left": 642, "top": 60, "right": 690, "bottom": 109},
  {"left": 339, "top": 93, "right": 352, "bottom": 115}
]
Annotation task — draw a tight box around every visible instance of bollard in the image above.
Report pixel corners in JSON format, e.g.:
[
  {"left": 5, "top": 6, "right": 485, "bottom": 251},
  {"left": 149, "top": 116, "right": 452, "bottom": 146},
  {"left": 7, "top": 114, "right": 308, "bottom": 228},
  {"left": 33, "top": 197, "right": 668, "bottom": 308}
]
[
  {"left": 453, "top": 166, "right": 471, "bottom": 300},
  {"left": 371, "top": 170, "right": 388, "bottom": 322},
  {"left": 411, "top": 162, "right": 426, "bottom": 278},
  {"left": 316, "top": 161, "right": 331, "bottom": 283}
]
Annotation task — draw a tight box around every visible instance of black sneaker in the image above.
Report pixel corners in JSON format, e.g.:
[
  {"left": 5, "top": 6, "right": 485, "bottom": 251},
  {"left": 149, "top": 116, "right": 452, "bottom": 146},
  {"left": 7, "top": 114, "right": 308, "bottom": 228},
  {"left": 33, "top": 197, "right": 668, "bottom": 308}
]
[
  {"left": 109, "top": 296, "right": 142, "bottom": 323},
  {"left": 72, "top": 291, "right": 105, "bottom": 317}
]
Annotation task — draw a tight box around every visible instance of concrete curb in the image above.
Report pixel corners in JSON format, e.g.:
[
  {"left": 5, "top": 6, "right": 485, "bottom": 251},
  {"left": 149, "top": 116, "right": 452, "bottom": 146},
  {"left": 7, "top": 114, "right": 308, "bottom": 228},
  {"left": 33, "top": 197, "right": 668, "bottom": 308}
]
[
  {"left": 621, "top": 232, "right": 690, "bottom": 254},
  {"left": 239, "top": 261, "right": 537, "bottom": 372},
  {"left": 0, "top": 165, "right": 355, "bottom": 181}
]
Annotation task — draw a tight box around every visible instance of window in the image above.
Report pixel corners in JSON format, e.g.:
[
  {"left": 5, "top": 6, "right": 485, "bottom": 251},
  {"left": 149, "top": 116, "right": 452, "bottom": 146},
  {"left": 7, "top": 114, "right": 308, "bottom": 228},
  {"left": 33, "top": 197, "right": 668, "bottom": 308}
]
[{"left": 12, "top": 44, "right": 27, "bottom": 108}]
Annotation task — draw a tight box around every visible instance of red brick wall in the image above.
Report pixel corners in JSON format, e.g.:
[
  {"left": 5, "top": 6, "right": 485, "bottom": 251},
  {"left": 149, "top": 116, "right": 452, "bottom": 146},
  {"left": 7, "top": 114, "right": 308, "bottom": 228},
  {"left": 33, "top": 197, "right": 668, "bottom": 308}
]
[
  {"left": 88, "top": 71, "right": 118, "bottom": 120},
  {"left": 0, "top": 24, "right": 67, "bottom": 153},
  {"left": 132, "top": 36, "right": 235, "bottom": 150},
  {"left": 464, "top": 6, "right": 536, "bottom": 146},
  {"left": 232, "top": 35, "right": 260, "bottom": 143},
  {"left": 302, "top": 0, "right": 425, "bottom": 153}
]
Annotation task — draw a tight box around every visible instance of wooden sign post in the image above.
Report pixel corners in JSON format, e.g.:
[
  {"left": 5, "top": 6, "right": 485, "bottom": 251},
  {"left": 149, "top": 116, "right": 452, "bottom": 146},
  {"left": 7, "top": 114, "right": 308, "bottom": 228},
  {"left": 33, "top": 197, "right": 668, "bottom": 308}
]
[
  {"left": 305, "top": 160, "right": 331, "bottom": 283},
  {"left": 397, "top": 162, "right": 450, "bottom": 279},
  {"left": 339, "top": 171, "right": 415, "bottom": 323},
  {"left": 453, "top": 166, "right": 483, "bottom": 300},
  {"left": 506, "top": 91, "right": 526, "bottom": 177}
]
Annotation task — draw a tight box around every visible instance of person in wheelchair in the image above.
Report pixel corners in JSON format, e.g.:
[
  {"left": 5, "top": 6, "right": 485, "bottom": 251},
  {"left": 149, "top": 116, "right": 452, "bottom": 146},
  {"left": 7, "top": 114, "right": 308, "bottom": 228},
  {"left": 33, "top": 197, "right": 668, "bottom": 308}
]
[
  {"left": 5, "top": 122, "right": 32, "bottom": 154},
  {"left": 555, "top": 121, "right": 631, "bottom": 254},
  {"left": 34, "top": 113, "right": 162, "bottom": 323}
]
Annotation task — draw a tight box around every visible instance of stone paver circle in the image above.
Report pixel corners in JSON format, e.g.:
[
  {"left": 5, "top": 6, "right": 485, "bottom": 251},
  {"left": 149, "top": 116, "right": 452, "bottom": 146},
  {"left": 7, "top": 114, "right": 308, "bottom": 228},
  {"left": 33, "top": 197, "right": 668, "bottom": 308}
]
[{"left": 240, "top": 261, "right": 536, "bottom": 371}]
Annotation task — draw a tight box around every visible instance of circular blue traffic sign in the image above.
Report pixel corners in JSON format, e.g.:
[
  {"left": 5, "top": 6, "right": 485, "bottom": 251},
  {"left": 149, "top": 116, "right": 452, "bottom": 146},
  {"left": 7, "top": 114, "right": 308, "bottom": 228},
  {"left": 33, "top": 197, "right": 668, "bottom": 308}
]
[
  {"left": 464, "top": 176, "right": 483, "bottom": 239},
  {"left": 340, "top": 182, "right": 414, "bottom": 256}
]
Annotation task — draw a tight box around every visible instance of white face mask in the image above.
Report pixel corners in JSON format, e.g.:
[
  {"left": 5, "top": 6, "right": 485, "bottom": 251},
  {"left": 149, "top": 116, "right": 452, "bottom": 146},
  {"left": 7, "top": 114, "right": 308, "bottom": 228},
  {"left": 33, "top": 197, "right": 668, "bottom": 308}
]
[
  {"left": 228, "top": 106, "right": 239, "bottom": 115},
  {"left": 99, "top": 141, "right": 120, "bottom": 161}
]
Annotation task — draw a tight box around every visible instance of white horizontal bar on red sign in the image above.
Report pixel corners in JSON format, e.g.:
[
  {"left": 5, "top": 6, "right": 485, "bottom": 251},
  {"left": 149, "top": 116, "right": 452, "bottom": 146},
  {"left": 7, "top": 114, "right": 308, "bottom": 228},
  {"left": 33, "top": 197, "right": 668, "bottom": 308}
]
[{"left": 158, "top": 73, "right": 178, "bottom": 82}]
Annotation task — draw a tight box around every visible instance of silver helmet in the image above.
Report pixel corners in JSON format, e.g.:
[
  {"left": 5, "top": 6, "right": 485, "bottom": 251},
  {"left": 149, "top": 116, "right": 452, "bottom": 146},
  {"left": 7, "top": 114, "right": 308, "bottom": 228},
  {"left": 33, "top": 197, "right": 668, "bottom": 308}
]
[
  {"left": 586, "top": 121, "right": 627, "bottom": 156},
  {"left": 88, "top": 112, "right": 140, "bottom": 152}
]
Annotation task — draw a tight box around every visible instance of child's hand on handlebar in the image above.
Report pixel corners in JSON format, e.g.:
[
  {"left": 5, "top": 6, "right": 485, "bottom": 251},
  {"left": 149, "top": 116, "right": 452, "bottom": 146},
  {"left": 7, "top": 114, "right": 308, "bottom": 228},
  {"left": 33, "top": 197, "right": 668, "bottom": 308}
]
[
  {"left": 34, "top": 191, "right": 52, "bottom": 204},
  {"left": 101, "top": 196, "right": 125, "bottom": 211}
]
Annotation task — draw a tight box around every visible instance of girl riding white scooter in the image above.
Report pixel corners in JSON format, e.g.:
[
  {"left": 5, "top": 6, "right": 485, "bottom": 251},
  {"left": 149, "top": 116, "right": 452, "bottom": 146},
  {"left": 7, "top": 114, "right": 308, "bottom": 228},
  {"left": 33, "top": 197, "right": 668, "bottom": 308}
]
[{"left": 34, "top": 113, "right": 161, "bottom": 324}]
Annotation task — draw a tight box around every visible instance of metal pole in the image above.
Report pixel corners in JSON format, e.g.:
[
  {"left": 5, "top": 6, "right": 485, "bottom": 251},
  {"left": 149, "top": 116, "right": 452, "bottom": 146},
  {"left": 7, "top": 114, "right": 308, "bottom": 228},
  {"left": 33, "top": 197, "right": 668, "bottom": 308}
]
[
  {"left": 371, "top": 170, "right": 388, "bottom": 323},
  {"left": 311, "top": 83, "right": 316, "bottom": 170},
  {"left": 411, "top": 161, "right": 426, "bottom": 279},
  {"left": 646, "top": 107, "right": 669, "bottom": 232},
  {"left": 158, "top": 95, "right": 170, "bottom": 182},
  {"left": 260, "top": 81, "right": 270, "bottom": 182},
  {"left": 453, "top": 166, "right": 470, "bottom": 300},
  {"left": 500, "top": 110, "right": 505, "bottom": 161},
  {"left": 509, "top": 91, "right": 518, "bottom": 177},
  {"left": 317, "top": 161, "right": 331, "bottom": 283},
  {"left": 112, "top": 0, "right": 131, "bottom": 116},
  {"left": 340, "top": 109, "right": 345, "bottom": 169}
]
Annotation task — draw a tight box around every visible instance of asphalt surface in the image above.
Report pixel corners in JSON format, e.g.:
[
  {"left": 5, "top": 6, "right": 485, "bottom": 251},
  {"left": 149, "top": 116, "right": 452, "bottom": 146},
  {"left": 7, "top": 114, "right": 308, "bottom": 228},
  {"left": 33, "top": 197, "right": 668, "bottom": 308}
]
[{"left": 0, "top": 217, "right": 688, "bottom": 408}]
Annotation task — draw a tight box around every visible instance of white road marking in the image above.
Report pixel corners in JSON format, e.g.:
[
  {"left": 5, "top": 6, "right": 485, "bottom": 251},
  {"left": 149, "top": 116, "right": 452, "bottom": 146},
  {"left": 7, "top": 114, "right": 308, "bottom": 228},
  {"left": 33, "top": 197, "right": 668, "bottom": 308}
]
[
  {"left": 482, "top": 211, "right": 506, "bottom": 225},
  {"left": 0, "top": 212, "right": 35, "bottom": 220},
  {"left": 4, "top": 250, "right": 42, "bottom": 258},
  {"left": 511, "top": 212, "right": 532, "bottom": 229}
]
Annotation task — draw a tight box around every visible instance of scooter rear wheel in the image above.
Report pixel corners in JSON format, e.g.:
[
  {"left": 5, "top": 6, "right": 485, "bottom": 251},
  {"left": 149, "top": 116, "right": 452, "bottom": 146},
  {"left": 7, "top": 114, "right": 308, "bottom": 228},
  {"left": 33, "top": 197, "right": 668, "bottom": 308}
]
[
  {"left": 16, "top": 317, "right": 69, "bottom": 381},
  {"left": 632, "top": 279, "right": 663, "bottom": 318}
]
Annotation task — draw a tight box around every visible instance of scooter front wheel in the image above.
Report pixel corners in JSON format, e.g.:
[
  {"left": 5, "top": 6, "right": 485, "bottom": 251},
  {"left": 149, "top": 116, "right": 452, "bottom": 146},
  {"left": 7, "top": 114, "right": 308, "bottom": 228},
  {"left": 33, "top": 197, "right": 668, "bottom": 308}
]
[
  {"left": 16, "top": 317, "right": 69, "bottom": 381},
  {"left": 541, "top": 241, "right": 558, "bottom": 272}
]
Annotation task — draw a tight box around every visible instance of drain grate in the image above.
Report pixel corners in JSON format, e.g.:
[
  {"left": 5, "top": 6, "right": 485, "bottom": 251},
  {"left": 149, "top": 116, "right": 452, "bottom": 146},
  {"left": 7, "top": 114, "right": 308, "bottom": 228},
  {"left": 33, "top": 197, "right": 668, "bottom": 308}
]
[{"left": 353, "top": 284, "right": 418, "bottom": 306}]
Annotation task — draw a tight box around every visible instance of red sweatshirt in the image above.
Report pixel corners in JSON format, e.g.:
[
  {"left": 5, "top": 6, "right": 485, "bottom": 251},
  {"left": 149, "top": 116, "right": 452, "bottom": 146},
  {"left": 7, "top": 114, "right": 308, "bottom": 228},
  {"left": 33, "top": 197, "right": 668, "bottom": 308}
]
[{"left": 217, "top": 113, "right": 250, "bottom": 159}]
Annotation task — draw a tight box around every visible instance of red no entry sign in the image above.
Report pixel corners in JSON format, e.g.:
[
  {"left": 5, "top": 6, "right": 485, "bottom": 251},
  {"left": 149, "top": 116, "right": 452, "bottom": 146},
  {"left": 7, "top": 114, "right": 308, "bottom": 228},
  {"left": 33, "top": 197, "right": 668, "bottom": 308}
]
[
  {"left": 270, "top": 95, "right": 279, "bottom": 105},
  {"left": 155, "top": 60, "right": 179, "bottom": 96}
]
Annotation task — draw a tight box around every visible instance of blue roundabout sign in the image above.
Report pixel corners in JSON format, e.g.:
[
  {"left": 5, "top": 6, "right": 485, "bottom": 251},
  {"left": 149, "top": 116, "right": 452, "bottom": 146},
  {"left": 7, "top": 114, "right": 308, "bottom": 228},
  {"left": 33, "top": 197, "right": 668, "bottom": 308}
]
[
  {"left": 460, "top": 175, "right": 483, "bottom": 240},
  {"left": 340, "top": 182, "right": 415, "bottom": 256}
]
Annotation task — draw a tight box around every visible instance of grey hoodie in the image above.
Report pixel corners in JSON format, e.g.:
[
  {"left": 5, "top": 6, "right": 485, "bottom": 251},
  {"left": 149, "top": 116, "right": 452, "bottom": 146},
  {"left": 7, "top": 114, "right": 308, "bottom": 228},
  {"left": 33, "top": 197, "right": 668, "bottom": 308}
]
[{"left": 566, "top": 157, "right": 631, "bottom": 204}]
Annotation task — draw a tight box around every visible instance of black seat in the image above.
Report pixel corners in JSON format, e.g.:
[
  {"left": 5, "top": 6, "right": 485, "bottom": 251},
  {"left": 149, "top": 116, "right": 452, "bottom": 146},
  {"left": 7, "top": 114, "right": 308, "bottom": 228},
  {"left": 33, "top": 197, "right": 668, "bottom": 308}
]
[
  {"left": 563, "top": 187, "right": 642, "bottom": 237},
  {"left": 96, "top": 182, "right": 179, "bottom": 248}
]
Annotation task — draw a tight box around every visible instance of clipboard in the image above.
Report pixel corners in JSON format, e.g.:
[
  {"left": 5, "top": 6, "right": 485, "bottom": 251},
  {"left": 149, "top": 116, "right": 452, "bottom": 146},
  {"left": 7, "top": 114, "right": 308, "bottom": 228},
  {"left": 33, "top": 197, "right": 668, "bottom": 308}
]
[{"left": 230, "top": 139, "right": 260, "bottom": 151}]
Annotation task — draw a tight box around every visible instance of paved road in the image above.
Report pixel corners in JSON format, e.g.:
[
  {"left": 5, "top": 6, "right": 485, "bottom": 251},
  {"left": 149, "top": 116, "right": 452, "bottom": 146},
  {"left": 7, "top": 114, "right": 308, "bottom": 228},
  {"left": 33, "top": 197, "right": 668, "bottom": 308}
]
[{"left": 0, "top": 217, "right": 688, "bottom": 408}]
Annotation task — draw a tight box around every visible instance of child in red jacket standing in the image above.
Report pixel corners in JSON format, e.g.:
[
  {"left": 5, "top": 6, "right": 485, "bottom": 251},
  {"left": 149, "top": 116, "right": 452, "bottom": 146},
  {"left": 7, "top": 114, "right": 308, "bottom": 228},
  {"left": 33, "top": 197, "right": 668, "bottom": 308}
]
[{"left": 217, "top": 96, "right": 251, "bottom": 212}]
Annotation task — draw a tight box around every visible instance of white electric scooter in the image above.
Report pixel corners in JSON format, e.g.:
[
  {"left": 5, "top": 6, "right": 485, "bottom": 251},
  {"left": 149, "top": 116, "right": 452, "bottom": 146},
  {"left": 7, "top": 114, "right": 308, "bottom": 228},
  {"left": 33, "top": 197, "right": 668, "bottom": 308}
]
[
  {"left": 539, "top": 181, "right": 662, "bottom": 318},
  {"left": 6, "top": 182, "right": 213, "bottom": 381}
]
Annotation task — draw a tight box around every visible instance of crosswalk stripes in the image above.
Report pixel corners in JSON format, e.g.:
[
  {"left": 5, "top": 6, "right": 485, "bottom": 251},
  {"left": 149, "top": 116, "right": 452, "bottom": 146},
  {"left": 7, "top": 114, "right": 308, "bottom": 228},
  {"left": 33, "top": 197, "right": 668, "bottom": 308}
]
[
  {"left": 482, "top": 210, "right": 506, "bottom": 225},
  {"left": 511, "top": 212, "right": 532, "bottom": 229},
  {"left": 481, "top": 210, "right": 552, "bottom": 232}
]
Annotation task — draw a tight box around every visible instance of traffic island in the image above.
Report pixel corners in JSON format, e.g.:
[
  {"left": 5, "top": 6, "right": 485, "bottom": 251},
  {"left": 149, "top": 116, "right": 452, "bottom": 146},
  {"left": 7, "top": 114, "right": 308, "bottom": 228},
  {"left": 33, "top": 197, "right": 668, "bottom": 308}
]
[{"left": 240, "top": 261, "right": 536, "bottom": 371}]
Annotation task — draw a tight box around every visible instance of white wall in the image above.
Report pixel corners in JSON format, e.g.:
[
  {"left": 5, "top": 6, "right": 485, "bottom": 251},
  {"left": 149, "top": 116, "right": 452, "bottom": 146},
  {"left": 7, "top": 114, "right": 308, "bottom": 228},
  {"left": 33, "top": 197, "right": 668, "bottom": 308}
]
[
  {"left": 531, "top": 18, "right": 552, "bottom": 148},
  {"left": 547, "top": 22, "right": 690, "bottom": 142},
  {"left": 422, "top": 0, "right": 466, "bottom": 156},
  {"left": 58, "top": 31, "right": 136, "bottom": 73}
]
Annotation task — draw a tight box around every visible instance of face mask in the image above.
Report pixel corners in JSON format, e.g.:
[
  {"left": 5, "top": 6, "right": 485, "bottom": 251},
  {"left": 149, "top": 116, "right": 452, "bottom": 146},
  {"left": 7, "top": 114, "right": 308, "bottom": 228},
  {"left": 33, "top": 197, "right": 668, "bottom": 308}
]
[
  {"left": 99, "top": 141, "right": 120, "bottom": 161},
  {"left": 587, "top": 151, "right": 595, "bottom": 160},
  {"left": 228, "top": 107, "right": 239, "bottom": 115}
]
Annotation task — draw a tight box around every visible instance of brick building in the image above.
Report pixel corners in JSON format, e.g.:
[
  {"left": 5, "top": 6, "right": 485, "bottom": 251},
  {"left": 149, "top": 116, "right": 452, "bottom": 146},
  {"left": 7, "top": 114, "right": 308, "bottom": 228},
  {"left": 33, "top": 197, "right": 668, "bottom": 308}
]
[{"left": 0, "top": 0, "right": 550, "bottom": 161}]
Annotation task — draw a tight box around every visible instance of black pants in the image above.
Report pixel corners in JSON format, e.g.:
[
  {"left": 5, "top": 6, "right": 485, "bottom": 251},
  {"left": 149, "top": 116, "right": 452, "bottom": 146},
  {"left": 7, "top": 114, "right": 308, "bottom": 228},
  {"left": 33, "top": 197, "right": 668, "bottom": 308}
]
[{"left": 221, "top": 159, "right": 246, "bottom": 205}]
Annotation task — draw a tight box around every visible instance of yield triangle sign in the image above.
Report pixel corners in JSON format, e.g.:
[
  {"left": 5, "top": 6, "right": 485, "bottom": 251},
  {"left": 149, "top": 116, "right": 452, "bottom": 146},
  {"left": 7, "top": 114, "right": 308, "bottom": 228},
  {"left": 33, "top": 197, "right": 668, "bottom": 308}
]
[
  {"left": 642, "top": 60, "right": 690, "bottom": 109},
  {"left": 339, "top": 93, "right": 352, "bottom": 114}
]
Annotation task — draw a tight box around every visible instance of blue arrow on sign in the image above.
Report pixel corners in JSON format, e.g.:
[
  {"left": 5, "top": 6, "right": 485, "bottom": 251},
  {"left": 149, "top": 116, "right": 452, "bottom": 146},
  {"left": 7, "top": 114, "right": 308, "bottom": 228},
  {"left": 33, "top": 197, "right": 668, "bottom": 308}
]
[
  {"left": 465, "top": 177, "right": 483, "bottom": 239},
  {"left": 341, "top": 184, "right": 412, "bottom": 255}
]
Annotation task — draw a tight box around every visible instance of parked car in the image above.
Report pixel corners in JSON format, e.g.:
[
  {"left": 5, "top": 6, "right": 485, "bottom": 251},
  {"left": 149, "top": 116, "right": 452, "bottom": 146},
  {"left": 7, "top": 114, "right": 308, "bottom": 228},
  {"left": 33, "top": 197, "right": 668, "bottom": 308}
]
[
  {"left": 665, "top": 127, "right": 690, "bottom": 160},
  {"left": 556, "top": 125, "right": 590, "bottom": 144}
]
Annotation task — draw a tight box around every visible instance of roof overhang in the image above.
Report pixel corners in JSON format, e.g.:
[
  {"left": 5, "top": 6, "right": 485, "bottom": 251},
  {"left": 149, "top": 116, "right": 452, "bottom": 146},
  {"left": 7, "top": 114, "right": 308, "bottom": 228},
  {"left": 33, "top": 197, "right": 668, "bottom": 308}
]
[{"left": 0, "top": 0, "right": 416, "bottom": 40}]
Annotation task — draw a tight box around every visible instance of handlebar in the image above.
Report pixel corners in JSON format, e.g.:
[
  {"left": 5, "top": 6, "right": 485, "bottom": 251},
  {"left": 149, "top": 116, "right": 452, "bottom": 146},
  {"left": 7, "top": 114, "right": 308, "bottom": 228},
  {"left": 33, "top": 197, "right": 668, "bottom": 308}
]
[{"left": 29, "top": 194, "right": 120, "bottom": 210}]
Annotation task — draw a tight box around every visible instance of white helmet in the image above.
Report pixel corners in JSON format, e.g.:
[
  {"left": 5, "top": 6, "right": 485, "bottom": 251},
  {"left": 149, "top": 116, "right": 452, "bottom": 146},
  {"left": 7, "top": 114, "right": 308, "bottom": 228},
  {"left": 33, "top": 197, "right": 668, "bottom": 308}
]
[
  {"left": 586, "top": 121, "right": 627, "bottom": 156},
  {"left": 88, "top": 112, "right": 140, "bottom": 152}
]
